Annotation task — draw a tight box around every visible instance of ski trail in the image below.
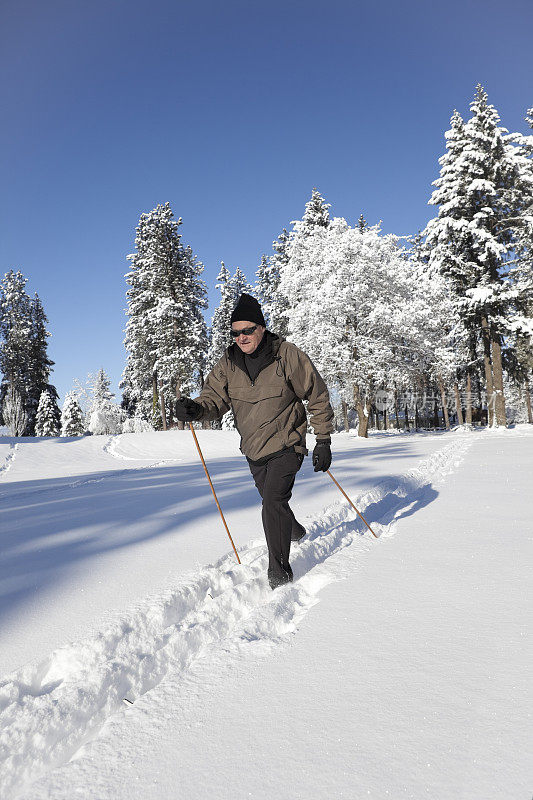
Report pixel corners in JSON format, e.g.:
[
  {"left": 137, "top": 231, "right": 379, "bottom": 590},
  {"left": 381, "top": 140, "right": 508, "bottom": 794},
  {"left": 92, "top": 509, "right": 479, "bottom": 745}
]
[
  {"left": 0, "top": 434, "right": 472, "bottom": 798},
  {"left": 103, "top": 435, "right": 149, "bottom": 461},
  {"left": 0, "top": 444, "right": 19, "bottom": 480},
  {"left": 104, "top": 434, "right": 183, "bottom": 468}
]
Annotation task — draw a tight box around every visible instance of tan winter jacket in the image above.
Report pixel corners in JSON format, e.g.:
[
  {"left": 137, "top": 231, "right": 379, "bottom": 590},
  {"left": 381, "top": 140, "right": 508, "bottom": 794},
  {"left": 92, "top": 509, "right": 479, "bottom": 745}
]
[{"left": 195, "top": 333, "right": 334, "bottom": 462}]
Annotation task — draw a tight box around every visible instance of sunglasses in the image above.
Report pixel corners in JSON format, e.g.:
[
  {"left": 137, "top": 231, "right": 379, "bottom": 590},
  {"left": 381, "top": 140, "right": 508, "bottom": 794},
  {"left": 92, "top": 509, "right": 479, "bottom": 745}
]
[{"left": 230, "top": 325, "right": 258, "bottom": 337}]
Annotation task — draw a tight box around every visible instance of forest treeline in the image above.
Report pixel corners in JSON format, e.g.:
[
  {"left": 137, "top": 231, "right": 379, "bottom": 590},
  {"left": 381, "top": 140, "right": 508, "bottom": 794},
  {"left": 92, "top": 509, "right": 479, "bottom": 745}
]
[{"left": 1, "top": 86, "right": 532, "bottom": 437}]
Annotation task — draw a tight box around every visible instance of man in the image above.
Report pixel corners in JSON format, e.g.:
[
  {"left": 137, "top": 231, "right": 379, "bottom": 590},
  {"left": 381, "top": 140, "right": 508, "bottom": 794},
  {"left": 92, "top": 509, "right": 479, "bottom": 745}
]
[{"left": 175, "top": 293, "right": 334, "bottom": 590}]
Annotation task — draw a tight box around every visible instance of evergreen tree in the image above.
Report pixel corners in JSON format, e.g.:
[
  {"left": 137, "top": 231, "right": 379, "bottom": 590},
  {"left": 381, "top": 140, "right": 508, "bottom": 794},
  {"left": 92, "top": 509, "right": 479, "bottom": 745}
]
[
  {"left": 425, "top": 87, "right": 530, "bottom": 426},
  {"left": 87, "top": 368, "right": 122, "bottom": 435},
  {"left": 256, "top": 228, "right": 291, "bottom": 336},
  {"left": 61, "top": 392, "right": 85, "bottom": 436},
  {"left": 35, "top": 389, "right": 61, "bottom": 436},
  {"left": 230, "top": 266, "right": 253, "bottom": 300},
  {"left": 90, "top": 368, "right": 114, "bottom": 411},
  {"left": 122, "top": 203, "right": 207, "bottom": 428},
  {"left": 26, "top": 294, "right": 58, "bottom": 434},
  {"left": 207, "top": 263, "right": 233, "bottom": 371},
  {"left": 0, "top": 271, "right": 32, "bottom": 430},
  {"left": 504, "top": 106, "right": 533, "bottom": 421},
  {"left": 0, "top": 274, "right": 57, "bottom": 434},
  {"left": 255, "top": 255, "right": 272, "bottom": 326},
  {"left": 299, "top": 188, "right": 331, "bottom": 232},
  {"left": 357, "top": 213, "right": 368, "bottom": 232}
]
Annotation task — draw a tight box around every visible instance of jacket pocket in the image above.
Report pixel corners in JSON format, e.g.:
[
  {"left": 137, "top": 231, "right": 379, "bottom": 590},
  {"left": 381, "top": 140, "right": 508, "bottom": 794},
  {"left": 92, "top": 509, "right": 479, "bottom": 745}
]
[{"left": 228, "top": 387, "right": 284, "bottom": 403}]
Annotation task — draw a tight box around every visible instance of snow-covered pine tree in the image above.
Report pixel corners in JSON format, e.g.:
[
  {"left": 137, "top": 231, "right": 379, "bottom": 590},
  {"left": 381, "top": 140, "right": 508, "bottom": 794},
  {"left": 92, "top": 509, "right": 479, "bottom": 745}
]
[
  {"left": 299, "top": 188, "right": 331, "bottom": 232},
  {"left": 26, "top": 294, "right": 58, "bottom": 434},
  {"left": 61, "top": 392, "right": 85, "bottom": 436},
  {"left": 0, "top": 274, "right": 57, "bottom": 434},
  {"left": 35, "top": 389, "right": 61, "bottom": 436},
  {"left": 90, "top": 368, "right": 115, "bottom": 410},
  {"left": 461, "top": 86, "right": 533, "bottom": 426},
  {"left": 255, "top": 255, "right": 271, "bottom": 326},
  {"left": 230, "top": 266, "right": 253, "bottom": 300},
  {"left": 357, "top": 213, "right": 368, "bottom": 232},
  {"left": 88, "top": 368, "right": 123, "bottom": 434},
  {"left": 423, "top": 108, "right": 486, "bottom": 424},
  {"left": 122, "top": 203, "right": 207, "bottom": 428},
  {"left": 255, "top": 228, "right": 291, "bottom": 337},
  {"left": 268, "top": 229, "right": 291, "bottom": 337},
  {"left": 504, "top": 106, "right": 533, "bottom": 422},
  {"left": 207, "top": 263, "right": 233, "bottom": 372},
  {"left": 425, "top": 87, "right": 530, "bottom": 427},
  {"left": 0, "top": 271, "right": 33, "bottom": 431}
]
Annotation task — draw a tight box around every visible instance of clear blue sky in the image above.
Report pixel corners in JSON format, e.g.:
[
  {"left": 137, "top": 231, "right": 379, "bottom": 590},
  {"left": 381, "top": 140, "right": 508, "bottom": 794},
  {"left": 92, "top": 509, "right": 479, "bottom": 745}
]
[{"left": 1, "top": 0, "right": 532, "bottom": 403}]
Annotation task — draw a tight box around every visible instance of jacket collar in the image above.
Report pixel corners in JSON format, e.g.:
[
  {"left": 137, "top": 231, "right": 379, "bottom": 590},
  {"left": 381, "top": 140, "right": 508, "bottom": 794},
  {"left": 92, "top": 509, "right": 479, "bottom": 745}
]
[{"left": 227, "top": 330, "right": 282, "bottom": 372}]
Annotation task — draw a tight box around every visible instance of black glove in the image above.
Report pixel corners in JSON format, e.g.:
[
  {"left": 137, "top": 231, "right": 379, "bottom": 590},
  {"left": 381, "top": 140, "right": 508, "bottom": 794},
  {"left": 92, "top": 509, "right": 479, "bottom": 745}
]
[
  {"left": 312, "top": 440, "right": 332, "bottom": 472},
  {"left": 175, "top": 396, "right": 202, "bottom": 422}
]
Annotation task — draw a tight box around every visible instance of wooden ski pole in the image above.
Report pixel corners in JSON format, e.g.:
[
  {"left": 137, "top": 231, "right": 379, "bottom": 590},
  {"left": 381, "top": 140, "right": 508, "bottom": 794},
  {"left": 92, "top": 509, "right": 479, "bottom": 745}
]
[
  {"left": 177, "top": 396, "right": 240, "bottom": 564},
  {"left": 326, "top": 469, "right": 378, "bottom": 538}
]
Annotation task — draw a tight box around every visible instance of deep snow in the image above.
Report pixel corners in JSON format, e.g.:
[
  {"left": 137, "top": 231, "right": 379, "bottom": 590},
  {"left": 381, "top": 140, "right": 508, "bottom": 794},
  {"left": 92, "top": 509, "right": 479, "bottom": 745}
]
[{"left": 0, "top": 426, "right": 531, "bottom": 799}]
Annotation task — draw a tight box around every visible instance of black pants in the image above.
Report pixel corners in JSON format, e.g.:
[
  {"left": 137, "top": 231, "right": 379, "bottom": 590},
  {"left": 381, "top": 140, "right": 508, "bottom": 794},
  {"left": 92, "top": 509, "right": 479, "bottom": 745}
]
[{"left": 248, "top": 450, "right": 305, "bottom": 579}]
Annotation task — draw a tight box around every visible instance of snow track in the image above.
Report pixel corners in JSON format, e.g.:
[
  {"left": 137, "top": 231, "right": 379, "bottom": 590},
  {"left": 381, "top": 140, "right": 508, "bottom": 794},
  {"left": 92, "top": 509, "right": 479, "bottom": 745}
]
[
  {"left": 0, "top": 443, "right": 19, "bottom": 479},
  {"left": 104, "top": 434, "right": 183, "bottom": 468},
  {"left": 0, "top": 435, "right": 472, "bottom": 798}
]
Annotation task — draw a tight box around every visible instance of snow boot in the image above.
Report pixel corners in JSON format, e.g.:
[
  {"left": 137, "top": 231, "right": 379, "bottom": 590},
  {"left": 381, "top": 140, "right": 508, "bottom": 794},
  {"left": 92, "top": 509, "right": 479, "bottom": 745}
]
[{"left": 268, "top": 566, "right": 293, "bottom": 590}]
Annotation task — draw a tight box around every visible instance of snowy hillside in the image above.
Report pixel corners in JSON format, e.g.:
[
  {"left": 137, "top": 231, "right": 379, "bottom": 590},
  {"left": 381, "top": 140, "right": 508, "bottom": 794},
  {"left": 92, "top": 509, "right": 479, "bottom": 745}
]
[{"left": 0, "top": 427, "right": 531, "bottom": 799}]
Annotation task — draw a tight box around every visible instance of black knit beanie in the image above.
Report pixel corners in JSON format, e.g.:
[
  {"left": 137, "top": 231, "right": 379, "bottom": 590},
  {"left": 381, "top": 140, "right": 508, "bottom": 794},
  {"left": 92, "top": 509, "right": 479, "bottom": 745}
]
[{"left": 230, "top": 293, "right": 266, "bottom": 327}]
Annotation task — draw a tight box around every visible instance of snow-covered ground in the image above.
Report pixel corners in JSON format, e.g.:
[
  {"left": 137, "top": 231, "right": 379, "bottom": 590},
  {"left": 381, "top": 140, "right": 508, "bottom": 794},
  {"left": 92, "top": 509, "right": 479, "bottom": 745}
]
[{"left": 0, "top": 426, "right": 531, "bottom": 799}]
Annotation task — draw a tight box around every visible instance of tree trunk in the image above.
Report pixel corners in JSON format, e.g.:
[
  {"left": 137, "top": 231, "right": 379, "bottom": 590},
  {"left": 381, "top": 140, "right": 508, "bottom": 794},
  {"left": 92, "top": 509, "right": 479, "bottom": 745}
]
[
  {"left": 404, "top": 404, "right": 410, "bottom": 431},
  {"left": 480, "top": 315, "right": 494, "bottom": 426},
  {"left": 394, "top": 393, "right": 401, "bottom": 431},
  {"left": 353, "top": 384, "right": 370, "bottom": 438},
  {"left": 414, "top": 403, "right": 420, "bottom": 429},
  {"left": 152, "top": 372, "right": 159, "bottom": 427},
  {"left": 465, "top": 372, "right": 472, "bottom": 426},
  {"left": 158, "top": 381, "right": 167, "bottom": 431},
  {"left": 342, "top": 400, "right": 350, "bottom": 432},
  {"left": 383, "top": 408, "right": 388, "bottom": 430},
  {"left": 490, "top": 331, "right": 507, "bottom": 427},
  {"left": 433, "top": 398, "right": 439, "bottom": 429},
  {"left": 437, "top": 375, "right": 451, "bottom": 430},
  {"left": 525, "top": 382, "right": 533, "bottom": 424},
  {"left": 174, "top": 384, "right": 184, "bottom": 429},
  {"left": 454, "top": 381, "right": 463, "bottom": 426}
]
